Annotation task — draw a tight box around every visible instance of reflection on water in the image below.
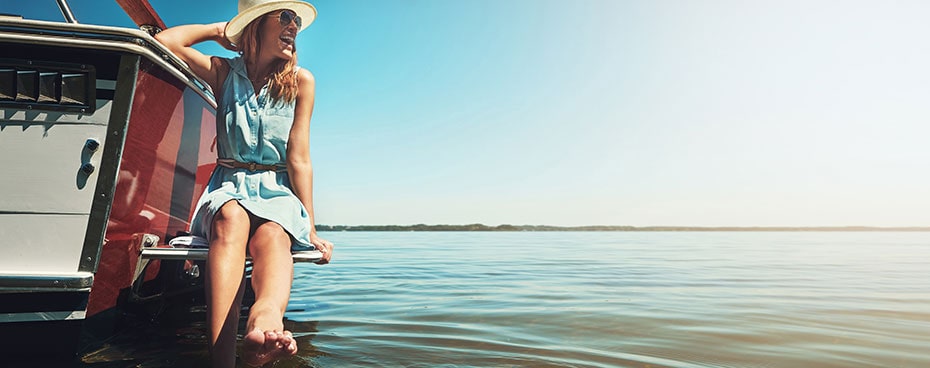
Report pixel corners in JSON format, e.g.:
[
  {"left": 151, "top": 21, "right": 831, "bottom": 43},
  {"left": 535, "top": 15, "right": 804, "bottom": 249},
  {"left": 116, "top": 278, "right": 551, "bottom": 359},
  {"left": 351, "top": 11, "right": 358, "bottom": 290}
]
[{"left": 78, "top": 232, "right": 930, "bottom": 367}]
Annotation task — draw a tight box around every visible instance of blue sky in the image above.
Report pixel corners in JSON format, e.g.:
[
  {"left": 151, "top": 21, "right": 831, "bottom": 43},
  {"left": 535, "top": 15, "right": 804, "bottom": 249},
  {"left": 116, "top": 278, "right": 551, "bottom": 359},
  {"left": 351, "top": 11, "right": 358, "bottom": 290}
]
[{"left": 8, "top": 0, "right": 930, "bottom": 227}]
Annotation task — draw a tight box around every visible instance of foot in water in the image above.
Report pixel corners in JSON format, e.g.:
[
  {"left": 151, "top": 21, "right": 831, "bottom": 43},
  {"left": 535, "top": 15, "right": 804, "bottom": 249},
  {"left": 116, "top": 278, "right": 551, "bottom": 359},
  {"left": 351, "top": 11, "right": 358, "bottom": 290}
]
[{"left": 242, "top": 329, "right": 298, "bottom": 366}]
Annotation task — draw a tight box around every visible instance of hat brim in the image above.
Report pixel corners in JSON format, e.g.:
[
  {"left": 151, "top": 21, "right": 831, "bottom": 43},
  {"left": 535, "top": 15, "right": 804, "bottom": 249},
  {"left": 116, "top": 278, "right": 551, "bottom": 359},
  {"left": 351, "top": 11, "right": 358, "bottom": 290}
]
[{"left": 225, "top": 1, "right": 317, "bottom": 45}]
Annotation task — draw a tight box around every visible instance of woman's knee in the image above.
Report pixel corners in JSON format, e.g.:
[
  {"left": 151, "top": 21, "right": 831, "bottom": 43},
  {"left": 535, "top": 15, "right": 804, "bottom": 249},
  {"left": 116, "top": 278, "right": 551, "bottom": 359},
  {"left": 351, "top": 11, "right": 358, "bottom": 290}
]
[
  {"left": 255, "top": 221, "right": 289, "bottom": 242},
  {"left": 213, "top": 201, "right": 250, "bottom": 234},
  {"left": 249, "top": 222, "right": 290, "bottom": 253}
]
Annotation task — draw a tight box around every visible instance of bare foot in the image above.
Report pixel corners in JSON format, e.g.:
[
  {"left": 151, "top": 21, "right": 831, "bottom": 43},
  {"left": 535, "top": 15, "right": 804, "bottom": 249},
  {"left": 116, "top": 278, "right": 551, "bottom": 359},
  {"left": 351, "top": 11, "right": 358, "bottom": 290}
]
[{"left": 241, "top": 328, "right": 298, "bottom": 366}]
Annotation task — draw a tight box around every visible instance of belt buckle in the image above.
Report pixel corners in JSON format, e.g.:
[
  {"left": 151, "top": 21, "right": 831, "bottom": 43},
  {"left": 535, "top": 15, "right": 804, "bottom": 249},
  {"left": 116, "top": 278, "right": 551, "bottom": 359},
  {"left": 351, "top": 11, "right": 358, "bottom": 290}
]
[{"left": 249, "top": 162, "right": 256, "bottom": 171}]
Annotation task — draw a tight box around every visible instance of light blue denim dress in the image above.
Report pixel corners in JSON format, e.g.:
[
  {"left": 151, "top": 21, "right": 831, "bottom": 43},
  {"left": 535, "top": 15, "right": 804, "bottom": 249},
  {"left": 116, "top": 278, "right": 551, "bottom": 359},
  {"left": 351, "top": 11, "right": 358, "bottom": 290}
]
[{"left": 190, "top": 56, "right": 313, "bottom": 250}]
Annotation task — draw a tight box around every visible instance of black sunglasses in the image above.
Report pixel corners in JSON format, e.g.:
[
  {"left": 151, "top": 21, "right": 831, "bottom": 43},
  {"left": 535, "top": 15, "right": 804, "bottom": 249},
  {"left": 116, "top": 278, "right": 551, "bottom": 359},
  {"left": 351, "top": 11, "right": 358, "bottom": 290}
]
[{"left": 277, "top": 9, "right": 302, "bottom": 28}]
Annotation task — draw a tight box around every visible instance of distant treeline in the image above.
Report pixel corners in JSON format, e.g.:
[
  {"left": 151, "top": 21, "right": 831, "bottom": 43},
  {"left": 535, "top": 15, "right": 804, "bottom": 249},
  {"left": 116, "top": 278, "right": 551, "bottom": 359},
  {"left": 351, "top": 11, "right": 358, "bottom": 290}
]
[{"left": 316, "top": 224, "right": 930, "bottom": 232}]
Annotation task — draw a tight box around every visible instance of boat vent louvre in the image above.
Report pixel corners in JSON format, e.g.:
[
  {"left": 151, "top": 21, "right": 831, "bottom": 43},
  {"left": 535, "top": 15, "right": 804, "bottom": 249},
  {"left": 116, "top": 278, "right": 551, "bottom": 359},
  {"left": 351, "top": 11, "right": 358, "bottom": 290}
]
[{"left": 0, "top": 58, "right": 96, "bottom": 114}]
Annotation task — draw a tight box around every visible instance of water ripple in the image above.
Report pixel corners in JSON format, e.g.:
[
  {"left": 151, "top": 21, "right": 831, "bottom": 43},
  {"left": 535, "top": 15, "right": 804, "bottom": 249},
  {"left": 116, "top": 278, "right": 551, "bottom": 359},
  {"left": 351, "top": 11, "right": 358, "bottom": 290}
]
[{"left": 81, "top": 232, "right": 930, "bottom": 367}]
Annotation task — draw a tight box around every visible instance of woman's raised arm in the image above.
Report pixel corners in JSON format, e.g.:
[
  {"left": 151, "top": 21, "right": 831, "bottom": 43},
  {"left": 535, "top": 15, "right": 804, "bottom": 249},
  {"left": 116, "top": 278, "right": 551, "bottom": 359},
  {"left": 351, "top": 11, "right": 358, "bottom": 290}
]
[{"left": 154, "top": 22, "right": 233, "bottom": 91}]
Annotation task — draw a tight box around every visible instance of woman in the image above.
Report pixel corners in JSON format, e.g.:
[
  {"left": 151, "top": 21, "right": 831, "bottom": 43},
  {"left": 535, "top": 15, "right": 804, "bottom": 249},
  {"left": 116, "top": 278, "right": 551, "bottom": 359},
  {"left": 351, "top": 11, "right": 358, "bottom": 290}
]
[{"left": 155, "top": 0, "right": 332, "bottom": 366}]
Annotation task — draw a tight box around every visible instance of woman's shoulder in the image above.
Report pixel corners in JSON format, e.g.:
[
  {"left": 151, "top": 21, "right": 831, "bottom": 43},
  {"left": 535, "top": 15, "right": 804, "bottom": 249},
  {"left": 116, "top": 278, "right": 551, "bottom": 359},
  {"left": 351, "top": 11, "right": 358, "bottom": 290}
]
[
  {"left": 296, "top": 68, "right": 315, "bottom": 99},
  {"left": 210, "top": 56, "right": 233, "bottom": 71},
  {"left": 218, "top": 55, "right": 244, "bottom": 71},
  {"left": 208, "top": 56, "right": 238, "bottom": 92},
  {"left": 296, "top": 67, "right": 314, "bottom": 85}
]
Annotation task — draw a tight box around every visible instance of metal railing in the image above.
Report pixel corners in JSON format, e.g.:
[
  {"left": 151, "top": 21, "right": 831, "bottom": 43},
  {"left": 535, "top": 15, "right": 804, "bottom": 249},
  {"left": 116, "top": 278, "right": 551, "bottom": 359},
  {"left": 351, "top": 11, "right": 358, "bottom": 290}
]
[{"left": 56, "top": 0, "right": 78, "bottom": 24}]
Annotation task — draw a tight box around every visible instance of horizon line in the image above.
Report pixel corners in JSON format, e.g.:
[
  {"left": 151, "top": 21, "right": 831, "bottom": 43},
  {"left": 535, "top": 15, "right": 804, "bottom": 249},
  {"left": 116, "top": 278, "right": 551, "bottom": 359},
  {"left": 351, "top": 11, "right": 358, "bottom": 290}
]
[{"left": 315, "top": 224, "right": 930, "bottom": 231}]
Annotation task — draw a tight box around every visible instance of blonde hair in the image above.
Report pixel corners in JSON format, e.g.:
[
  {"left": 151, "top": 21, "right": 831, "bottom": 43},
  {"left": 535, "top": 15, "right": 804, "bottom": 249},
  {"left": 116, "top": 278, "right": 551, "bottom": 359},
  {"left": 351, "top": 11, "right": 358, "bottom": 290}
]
[{"left": 237, "top": 14, "right": 300, "bottom": 105}]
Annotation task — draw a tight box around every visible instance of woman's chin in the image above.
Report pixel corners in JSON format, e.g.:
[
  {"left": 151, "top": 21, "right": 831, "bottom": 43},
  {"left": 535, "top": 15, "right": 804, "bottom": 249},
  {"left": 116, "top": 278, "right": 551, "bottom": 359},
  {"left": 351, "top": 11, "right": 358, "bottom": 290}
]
[
  {"left": 275, "top": 49, "right": 295, "bottom": 60},
  {"left": 275, "top": 42, "right": 295, "bottom": 59}
]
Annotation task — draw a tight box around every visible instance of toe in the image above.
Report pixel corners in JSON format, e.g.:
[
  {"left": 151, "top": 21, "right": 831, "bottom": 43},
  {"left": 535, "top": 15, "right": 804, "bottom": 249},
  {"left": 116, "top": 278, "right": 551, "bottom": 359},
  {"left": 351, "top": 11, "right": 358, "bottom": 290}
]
[
  {"left": 283, "top": 331, "right": 298, "bottom": 354},
  {"left": 263, "top": 331, "right": 279, "bottom": 350}
]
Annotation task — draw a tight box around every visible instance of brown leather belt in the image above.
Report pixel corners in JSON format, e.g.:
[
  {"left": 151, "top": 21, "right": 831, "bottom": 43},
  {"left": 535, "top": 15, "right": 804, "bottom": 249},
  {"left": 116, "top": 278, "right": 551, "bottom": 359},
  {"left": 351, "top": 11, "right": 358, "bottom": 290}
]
[{"left": 216, "top": 158, "right": 286, "bottom": 172}]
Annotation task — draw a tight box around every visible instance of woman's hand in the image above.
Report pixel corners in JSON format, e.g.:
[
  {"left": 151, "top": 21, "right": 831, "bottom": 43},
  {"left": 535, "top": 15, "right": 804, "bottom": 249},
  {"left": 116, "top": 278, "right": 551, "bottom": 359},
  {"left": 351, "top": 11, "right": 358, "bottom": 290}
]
[
  {"left": 311, "top": 233, "right": 333, "bottom": 265},
  {"left": 211, "top": 22, "right": 237, "bottom": 52}
]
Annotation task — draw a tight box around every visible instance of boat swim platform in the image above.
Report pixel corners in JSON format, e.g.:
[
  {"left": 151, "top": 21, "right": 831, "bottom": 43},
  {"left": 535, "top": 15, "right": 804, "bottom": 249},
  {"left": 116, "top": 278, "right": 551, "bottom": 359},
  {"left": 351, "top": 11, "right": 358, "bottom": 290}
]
[
  {"left": 130, "top": 234, "right": 322, "bottom": 302},
  {"left": 139, "top": 247, "right": 323, "bottom": 263}
]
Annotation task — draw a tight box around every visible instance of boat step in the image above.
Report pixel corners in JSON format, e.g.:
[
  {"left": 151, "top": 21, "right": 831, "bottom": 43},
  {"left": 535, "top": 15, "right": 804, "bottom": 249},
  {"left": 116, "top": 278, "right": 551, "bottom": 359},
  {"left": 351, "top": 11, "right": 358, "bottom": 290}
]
[
  {"left": 141, "top": 235, "right": 323, "bottom": 263},
  {"left": 130, "top": 235, "right": 322, "bottom": 303},
  {"left": 140, "top": 247, "right": 323, "bottom": 263}
]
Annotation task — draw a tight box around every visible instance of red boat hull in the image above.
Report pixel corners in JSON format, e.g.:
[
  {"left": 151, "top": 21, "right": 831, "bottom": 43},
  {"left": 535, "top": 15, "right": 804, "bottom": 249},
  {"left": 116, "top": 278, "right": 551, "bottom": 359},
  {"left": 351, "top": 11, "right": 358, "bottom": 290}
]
[{"left": 87, "top": 59, "right": 217, "bottom": 318}]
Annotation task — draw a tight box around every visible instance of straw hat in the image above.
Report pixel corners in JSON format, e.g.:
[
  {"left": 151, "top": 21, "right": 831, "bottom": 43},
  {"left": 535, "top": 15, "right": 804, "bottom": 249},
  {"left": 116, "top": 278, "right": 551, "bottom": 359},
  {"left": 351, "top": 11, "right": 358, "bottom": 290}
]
[{"left": 225, "top": 0, "right": 317, "bottom": 44}]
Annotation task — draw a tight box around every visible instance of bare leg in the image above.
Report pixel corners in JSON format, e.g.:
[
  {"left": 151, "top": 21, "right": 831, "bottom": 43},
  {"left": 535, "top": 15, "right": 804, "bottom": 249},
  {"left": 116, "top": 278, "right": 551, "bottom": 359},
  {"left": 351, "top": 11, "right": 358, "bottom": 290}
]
[
  {"left": 241, "top": 221, "right": 298, "bottom": 366},
  {"left": 206, "top": 201, "right": 250, "bottom": 368}
]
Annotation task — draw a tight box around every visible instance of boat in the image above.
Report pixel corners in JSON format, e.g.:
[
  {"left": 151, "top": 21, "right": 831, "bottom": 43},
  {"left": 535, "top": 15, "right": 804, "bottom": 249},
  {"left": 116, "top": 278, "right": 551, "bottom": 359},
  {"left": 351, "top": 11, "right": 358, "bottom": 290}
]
[{"left": 0, "top": 0, "right": 320, "bottom": 359}]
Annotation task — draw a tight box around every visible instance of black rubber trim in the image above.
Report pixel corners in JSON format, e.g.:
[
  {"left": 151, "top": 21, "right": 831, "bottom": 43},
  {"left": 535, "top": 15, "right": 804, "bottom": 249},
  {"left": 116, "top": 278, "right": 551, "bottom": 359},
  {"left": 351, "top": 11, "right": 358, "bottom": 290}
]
[{"left": 78, "top": 54, "right": 139, "bottom": 273}]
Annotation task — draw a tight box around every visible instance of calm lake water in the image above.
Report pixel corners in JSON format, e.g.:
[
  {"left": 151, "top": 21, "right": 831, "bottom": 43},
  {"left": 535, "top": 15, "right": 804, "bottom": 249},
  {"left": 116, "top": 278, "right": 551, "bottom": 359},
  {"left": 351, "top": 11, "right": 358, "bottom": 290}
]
[{"left": 79, "top": 232, "right": 930, "bottom": 367}]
